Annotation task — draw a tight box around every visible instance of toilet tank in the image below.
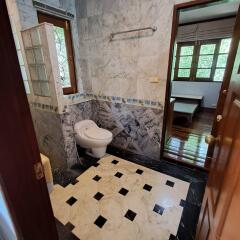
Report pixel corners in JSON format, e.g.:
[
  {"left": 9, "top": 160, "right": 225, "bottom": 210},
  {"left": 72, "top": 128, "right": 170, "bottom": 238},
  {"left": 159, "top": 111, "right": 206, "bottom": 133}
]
[{"left": 74, "top": 120, "right": 97, "bottom": 133}]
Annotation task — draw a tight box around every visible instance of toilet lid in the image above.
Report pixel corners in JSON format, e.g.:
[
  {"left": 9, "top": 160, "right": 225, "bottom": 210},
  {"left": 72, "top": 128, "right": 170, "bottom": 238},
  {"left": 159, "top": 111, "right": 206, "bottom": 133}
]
[{"left": 84, "top": 127, "right": 112, "bottom": 140}]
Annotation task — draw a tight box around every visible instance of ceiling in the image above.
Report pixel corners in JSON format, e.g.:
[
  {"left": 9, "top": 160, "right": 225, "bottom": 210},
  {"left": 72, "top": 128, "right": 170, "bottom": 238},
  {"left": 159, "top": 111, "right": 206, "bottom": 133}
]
[{"left": 179, "top": 0, "right": 240, "bottom": 24}]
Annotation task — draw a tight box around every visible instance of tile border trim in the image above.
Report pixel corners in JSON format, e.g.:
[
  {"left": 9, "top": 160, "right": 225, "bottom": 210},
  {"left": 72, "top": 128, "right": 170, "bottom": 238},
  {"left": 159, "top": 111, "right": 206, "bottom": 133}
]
[
  {"left": 30, "top": 102, "right": 58, "bottom": 112},
  {"left": 64, "top": 92, "right": 162, "bottom": 109}
]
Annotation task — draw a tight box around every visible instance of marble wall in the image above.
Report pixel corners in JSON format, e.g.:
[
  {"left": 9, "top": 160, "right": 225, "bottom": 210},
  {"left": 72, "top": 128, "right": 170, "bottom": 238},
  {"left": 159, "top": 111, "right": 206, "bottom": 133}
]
[
  {"left": 93, "top": 100, "right": 164, "bottom": 160},
  {"left": 60, "top": 100, "right": 96, "bottom": 166},
  {"left": 12, "top": 0, "right": 84, "bottom": 169},
  {"left": 76, "top": 0, "right": 188, "bottom": 102},
  {"left": 61, "top": 100, "right": 164, "bottom": 166},
  {"left": 30, "top": 107, "right": 67, "bottom": 170}
]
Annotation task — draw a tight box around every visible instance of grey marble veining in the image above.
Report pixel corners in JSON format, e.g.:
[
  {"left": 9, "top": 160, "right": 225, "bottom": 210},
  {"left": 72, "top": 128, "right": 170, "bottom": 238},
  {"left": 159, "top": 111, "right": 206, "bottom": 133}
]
[
  {"left": 76, "top": 0, "right": 188, "bottom": 102},
  {"left": 31, "top": 99, "right": 163, "bottom": 169},
  {"left": 60, "top": 101, "right": 96, "bottom": 167},
  {"left": 30, "top": 107, "right": 67, "bottom": 170},
  {"left": 93, "top": 100, "right": 164, "bottom": 161},
  {"left": 60, "top": 100, "right": 163, "bottom": 167}
]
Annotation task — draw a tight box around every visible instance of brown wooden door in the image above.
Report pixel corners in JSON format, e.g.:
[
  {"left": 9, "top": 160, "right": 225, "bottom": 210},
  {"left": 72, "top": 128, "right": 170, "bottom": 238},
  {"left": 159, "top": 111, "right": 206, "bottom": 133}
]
[
  {"left": 0, "top": 0, "right": 58, "bottom": 239},
  {"left": 196, "top": 8, "right": 240, "bottom": 240}
]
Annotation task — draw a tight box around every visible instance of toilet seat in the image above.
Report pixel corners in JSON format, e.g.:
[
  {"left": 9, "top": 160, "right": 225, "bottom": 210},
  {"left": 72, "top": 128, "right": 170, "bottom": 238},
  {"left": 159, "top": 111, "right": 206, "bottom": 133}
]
[{"left": 84, "top": 127, "right": 112, "bottom": 140}]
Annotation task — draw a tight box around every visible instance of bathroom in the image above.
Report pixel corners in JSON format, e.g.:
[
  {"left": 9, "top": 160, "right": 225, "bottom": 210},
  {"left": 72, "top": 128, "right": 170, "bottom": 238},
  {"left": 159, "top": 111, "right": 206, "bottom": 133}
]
[
  {"left": 1, "top": 0, "right": 240, "bottom": 239},
  {"left": 6, "top": 0, "right": 168, "bottom": 178}
]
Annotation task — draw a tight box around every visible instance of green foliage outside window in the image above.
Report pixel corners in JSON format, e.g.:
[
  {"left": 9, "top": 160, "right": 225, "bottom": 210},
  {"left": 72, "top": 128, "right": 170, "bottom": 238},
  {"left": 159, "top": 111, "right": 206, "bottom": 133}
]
[{"left": 53, "top": 26, "right": 71, "bottom": 87}]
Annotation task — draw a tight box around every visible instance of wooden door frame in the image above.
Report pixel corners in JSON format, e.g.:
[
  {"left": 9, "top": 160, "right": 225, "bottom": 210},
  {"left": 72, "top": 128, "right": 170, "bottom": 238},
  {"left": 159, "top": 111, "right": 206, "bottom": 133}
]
[
  {"left": 0, "top": 0, "right": 58, "bottom": 239},
  {"left": 160, "top": 0, "right": 235, "bottom": 170}
]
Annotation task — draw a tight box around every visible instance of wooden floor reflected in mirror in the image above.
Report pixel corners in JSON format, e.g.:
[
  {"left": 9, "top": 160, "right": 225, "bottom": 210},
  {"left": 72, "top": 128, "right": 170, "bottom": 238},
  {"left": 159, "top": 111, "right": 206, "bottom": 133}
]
[{"left": 164, "top": 108, "right": 214, "bottom": 169}]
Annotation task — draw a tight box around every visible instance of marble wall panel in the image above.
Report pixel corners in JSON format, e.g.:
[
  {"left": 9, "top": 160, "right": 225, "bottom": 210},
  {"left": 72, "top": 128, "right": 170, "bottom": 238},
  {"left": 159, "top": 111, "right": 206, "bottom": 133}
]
[
  {"left": 93, "top": 100, "right": 164, "bottom": 160},
  {"left": 30, "top": 107, "right": 67, "bottom": 170},
  {"left": 59, "top": 100, "right": 163, "bottom": 166},
  {"left": 76, "top": 0, "right": 87, "bottom": 18},
  {"left": 87, "top": 0, "right": 103, "bottom": 17},
  {"left": 60, "top": 101, "right": 96, "bottom": 166},
  {"left": 88, "top": 16, "right": 103, "bottom": 39},
  {"left": 79, "top": 59, "right": 92, "bottom": 92},
  {"left": 76, "top": 0, "right": 188, "bottom": 102}
]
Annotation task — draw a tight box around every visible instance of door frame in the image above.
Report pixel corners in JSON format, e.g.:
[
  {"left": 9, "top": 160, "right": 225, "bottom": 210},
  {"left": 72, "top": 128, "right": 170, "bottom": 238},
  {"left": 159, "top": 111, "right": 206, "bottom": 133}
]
[
  {"left": 0, "top": 0, "right": 58, "bottom": 238},
  {"left": 160, "top": 0, "right": 236, "bottom": 170}
]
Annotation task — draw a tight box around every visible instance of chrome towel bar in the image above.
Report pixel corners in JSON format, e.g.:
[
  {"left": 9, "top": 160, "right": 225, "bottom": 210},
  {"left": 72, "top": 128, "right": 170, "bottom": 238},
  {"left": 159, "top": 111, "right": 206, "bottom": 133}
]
[{"left": 110, "top": 26, "right": 157, "bottom": 41}]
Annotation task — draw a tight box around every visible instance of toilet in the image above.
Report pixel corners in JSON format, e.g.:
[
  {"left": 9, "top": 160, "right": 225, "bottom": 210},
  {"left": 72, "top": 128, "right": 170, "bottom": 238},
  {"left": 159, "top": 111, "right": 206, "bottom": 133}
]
[{"left": 74, "top": 120, "right": 113, "bottom": 158}]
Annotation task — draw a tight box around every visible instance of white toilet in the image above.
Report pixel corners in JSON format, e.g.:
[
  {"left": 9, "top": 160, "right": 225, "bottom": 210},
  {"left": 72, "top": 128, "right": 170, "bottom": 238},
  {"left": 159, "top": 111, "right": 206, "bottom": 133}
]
[{"left": 74, "top": 120, "right": 113, "bottom": 158}]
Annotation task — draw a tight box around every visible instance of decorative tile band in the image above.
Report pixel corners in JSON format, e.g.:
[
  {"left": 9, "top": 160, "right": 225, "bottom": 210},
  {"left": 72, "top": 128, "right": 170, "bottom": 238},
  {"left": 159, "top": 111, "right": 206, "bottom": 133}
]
[
  {"left": 31, "top": 93, "right": 162, "bottom": 113},
  {"left": 64, "top": 92, "right": 162, "bottom": 109},
  {"left": 30, "top": 102, "right": 58, "bottom": 112}
]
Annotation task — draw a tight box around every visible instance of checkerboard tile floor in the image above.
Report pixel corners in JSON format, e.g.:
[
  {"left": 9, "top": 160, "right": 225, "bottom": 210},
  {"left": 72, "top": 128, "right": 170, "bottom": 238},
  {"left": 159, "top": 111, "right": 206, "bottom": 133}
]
[{"left": 50, "top": 155, "right": 190, "bottom": 240}]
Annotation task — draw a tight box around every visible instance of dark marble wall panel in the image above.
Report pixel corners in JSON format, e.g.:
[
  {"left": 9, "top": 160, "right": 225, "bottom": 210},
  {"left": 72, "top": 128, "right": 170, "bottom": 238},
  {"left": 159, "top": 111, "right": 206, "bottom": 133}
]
[
  {"left": 31, "top": 100, "right": 164, "bottom": 169},
  {"left": 30, "top": 107, "right": 67, "bottom": 170},
  {"left": 92, "top": 100, "right": 164, "bottom": 161},
  {"left": 60, "top": 101, "right": 95, "bottom": 166}
]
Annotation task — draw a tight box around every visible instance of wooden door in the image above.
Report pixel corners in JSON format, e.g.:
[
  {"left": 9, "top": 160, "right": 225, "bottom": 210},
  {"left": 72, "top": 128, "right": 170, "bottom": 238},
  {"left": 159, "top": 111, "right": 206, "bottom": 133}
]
[
  {"left": 196, "top": 8, "right": 240, "bottom": 240},
  {"left": 0, "top": 0, "right": 58, "bottom": 239}
]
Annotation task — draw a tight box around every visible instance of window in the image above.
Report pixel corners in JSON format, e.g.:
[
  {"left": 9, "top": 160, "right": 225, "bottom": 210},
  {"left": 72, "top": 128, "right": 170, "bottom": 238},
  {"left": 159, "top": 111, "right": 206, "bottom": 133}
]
[
  {"left": 174, "top": 38, "right": 231, "bottom": 82},
  {"left": 38, "top": 12, "right": 77, "bottom": 95}
]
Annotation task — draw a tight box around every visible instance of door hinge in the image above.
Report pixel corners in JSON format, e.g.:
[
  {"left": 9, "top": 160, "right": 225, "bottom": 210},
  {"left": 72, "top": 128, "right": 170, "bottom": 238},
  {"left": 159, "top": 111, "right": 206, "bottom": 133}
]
[{"left": 34, "top": 162, "right": 44, "bottom": 180}]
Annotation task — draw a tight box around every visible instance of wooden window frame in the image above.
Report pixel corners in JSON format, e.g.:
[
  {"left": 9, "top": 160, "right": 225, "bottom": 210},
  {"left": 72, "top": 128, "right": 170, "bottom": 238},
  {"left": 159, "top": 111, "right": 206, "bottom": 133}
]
[
  {"left": 174, "top": 38, "right": 228, "bottom": 82},
  {"left": 37, "top": 12, "right": 77, "bottom": 95},
  {"left": 174, "top": 41, "right": 196, "bottom": 81}
]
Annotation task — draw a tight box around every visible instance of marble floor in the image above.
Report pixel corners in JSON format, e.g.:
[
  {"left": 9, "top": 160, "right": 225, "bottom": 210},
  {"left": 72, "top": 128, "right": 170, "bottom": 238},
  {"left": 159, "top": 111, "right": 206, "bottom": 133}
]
[{"left": 50, "top": 155, "right": 190, "bottom": 240}]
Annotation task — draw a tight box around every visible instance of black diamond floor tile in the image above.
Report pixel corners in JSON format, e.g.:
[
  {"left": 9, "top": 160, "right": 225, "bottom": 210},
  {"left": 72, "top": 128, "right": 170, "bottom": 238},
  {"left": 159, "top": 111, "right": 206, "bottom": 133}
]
[
  {"left": 94, "top": 192, "right": 104, "bottom": 201},
  {"left": 136, "top": 169, "right": 144, "bottom": 175},
  {"left": 111, "top": 159, "right": 119, "bottom": 164},
  {"left": 93, "top": 162, "right": 100, "bottom": 167},
  {"left": 93, "top": 175, "right": 101, "bottom": 182},
  {"left": 179, "top": 199, "right": 186, "bottom": 207},
  {"left": 94, "top": 215, "right": 107, "bottom": 228},
  {"left": 66, "top": 197, "right": 77, "bottom": 206},
  {"left": 114, "top": 172, "right": 123, "bottom": 178},
  {"left": 153, "top": 204, "right": 164, "bottom": 215},
  {"left": 143, "top": 184, "right": 152, "bottom": 192},
  {"left": 124, "top": 209, "right": 137, "bottom": 221},
  {"left": 56, "top": 218, "right": 79, "bottom": 240},
  {"left": 65, "top": 222, "right": 75, "bottom": 231},
  {"left": 169, "top": 234, "right": 176, "bottom": 240},
  {"left": 118, "top": 188, "right": 129, "bottom": 196},
  {"left": 166, "top": 180, "right": 175, "bottom": 187},
  {"left": 71, "top": 179, "right": 79, "bottom": 185}
]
